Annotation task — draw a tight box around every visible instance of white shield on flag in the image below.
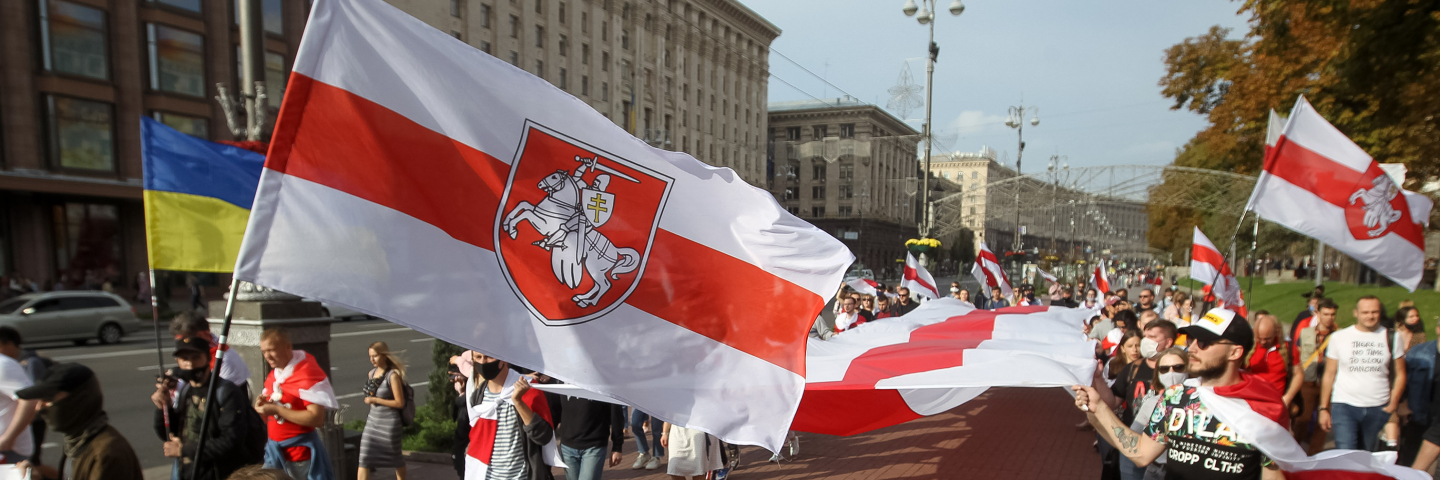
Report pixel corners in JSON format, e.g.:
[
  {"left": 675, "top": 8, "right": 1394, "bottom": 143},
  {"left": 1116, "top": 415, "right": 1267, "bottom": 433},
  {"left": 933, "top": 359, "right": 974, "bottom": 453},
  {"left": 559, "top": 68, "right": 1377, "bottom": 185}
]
[
  {"left": 822, "top": 136, "right": 840, "bottom": 163},
  {"left": 580, "top": 188, "right": 615, "bottom": 227}
]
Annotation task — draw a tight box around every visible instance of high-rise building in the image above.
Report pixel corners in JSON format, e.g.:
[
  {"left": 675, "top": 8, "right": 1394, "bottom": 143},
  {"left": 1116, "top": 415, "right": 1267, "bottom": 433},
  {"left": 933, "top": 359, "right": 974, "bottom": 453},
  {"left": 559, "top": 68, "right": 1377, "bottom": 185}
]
[
  {"left": 388, "top": 0, "right": 780, "bottom": 185},
  {"left": 0, "top": 0, "right": 307, "bottom": 290}
]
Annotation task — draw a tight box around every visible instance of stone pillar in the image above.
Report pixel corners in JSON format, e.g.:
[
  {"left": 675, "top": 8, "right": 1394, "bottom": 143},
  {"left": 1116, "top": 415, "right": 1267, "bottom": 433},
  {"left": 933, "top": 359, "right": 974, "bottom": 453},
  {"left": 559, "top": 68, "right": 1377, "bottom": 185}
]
[{"left": 210, "top": 283, "right": 353, "bottom": 480}]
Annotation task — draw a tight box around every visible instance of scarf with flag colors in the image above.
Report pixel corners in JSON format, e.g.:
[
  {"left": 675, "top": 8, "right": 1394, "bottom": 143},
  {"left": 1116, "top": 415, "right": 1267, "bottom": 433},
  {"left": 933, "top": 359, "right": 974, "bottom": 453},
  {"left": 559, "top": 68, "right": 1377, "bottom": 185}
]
[
  {"left": 902, "top": 253, "right": 940, "bottom": 299},
  {"left": 233, "top": 0, "right": 849, "bottom": 451},
  {"left": 141, "top": 116, "right": 264, "bottom": 272},
  {"left": 1245, "top": 96, "right": 1431, "bottom": 290},
  {"left": 1190, "top": 227, "right": 1246, "bottom": 315},
  {"left": 793, "top": 299, "right": 1096, "bottom": 436},
  {"left": 464, "top": 373, "right": 562, "bottom": 480},
  {"left": 262, "top": 350, "right": 338, "bottom": 461}
]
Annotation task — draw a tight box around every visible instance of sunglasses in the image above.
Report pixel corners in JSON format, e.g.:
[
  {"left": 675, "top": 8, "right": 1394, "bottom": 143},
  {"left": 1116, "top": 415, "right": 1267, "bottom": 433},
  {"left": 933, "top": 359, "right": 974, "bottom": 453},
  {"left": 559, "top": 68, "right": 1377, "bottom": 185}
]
[
  {"left": 1188, "top": 337, "right": 1237, "bottom": 350},
  {"left": 1157, "top": 364, "right": 1185, "bottom": 373}
]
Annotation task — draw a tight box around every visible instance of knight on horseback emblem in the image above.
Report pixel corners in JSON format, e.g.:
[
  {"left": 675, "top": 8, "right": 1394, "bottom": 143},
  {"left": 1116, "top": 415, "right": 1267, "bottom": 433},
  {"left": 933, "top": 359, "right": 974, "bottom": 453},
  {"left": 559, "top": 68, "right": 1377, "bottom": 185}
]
[{"left": 495, "top": 124, "right": 673, "bottom": 326}]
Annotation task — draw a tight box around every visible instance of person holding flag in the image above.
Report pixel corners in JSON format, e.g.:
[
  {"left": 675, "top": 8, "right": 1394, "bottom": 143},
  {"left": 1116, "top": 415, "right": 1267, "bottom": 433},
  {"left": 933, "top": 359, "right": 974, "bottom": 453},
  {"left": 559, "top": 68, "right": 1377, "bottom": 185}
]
[
  {"left": 970, "top": 243, "right": 1013, "bottom": 308},
  {"left": 901, "top": 253, "right": 941, "bottom": 301}
]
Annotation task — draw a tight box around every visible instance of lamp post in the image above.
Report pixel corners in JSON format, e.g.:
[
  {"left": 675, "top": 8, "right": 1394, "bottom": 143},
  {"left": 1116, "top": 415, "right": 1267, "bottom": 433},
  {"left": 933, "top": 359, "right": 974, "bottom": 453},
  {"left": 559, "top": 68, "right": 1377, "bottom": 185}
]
[
  {"left": 1047, "top": 155, "right": 1067, "bottom": 255},
  {"left": 1004, "top": 101, "right": 1038, "bottom": 278},
  {"left": 902, "top": 0, "right": 964, "bottom": 250}
]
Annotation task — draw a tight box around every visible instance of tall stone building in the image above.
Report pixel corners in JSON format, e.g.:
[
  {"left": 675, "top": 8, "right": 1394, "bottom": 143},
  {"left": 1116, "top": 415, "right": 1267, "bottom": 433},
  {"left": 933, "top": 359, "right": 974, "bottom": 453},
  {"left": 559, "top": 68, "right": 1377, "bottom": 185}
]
[
  {"left": 0, "top": 0, "right": 307, "bottom": 291},
  {"left": 929, "top": 146, "right": 1013, "bottom": 250},
  {"left": 388, "top": 0, "right": 780, "bottom": 186},
  {"left": 766, "top": 97, "right": 925, "bottom": 276}
]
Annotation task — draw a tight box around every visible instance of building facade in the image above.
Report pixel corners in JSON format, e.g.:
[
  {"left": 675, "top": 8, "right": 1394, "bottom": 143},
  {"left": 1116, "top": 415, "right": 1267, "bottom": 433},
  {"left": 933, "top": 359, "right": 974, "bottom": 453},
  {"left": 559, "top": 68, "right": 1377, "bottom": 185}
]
[
  {"left": 0, "top": 0, "right": 306, "bottom": 292},
  {"left": 766, "top": 97, "right": 924, "bottom": 276},
  {"left": 388, "top": 0, "right": 780, "bottom": 186},
  {"left": 929, "top": 146, "right": 1013, "bottom": 250}
]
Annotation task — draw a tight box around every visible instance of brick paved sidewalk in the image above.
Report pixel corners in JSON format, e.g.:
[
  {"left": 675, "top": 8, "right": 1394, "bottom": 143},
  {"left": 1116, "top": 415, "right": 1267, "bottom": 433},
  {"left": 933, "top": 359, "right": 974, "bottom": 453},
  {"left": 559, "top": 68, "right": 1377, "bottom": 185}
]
[{"left": 403, "top": 387, "right": 1098, "bottom": 480}]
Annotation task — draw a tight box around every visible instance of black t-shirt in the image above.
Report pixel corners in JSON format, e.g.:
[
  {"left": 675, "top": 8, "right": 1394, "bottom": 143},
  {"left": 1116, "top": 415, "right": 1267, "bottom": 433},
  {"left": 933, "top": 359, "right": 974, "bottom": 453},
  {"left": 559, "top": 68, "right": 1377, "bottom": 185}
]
[
  {"left": 1144, "top": 385, "right": 1269, "bottom": 480},
  {"left": 1111, "top": 362, "right": 1155, "bottom": 426},
  {"left": 896, "top": 301, "right": 919, "bottom": 315}
]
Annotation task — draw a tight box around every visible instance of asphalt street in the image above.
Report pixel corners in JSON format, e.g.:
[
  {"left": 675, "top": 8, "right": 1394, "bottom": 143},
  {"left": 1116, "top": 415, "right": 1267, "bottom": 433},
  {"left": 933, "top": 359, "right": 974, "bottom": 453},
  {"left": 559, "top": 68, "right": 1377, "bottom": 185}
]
[{"left": 27, "top": 317, "right": 438, "bottom": 470}]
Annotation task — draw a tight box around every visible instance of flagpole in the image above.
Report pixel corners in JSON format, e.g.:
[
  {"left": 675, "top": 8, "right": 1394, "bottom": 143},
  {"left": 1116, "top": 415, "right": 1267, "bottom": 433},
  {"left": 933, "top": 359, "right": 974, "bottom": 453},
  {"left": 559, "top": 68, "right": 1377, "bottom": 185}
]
[
  {"left": 188, "top": 277, "right": 240, "bottom": 480},
  {"left": 1202, "top": 210, "right": 1252, "bottom": 314},
  {"left": 1246, "top": 215, "right": 1259, "bottom": 306},
  {"left": 148, "top": 269, "right": 171, "bottom": 431}
]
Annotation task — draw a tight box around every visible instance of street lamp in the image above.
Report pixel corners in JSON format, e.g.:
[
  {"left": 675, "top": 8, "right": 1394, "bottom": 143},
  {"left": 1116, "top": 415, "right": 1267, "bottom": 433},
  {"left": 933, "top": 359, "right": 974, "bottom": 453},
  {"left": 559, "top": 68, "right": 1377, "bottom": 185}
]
[
  {"left": 1047, "top": 155, "right": 1067, "bottom": 255},
  {"left": 1004, "top": 101, "right": 1038, "bottom": 277},
  {"left": 902, "top": 0, "right": 963, "bottom": 260}
]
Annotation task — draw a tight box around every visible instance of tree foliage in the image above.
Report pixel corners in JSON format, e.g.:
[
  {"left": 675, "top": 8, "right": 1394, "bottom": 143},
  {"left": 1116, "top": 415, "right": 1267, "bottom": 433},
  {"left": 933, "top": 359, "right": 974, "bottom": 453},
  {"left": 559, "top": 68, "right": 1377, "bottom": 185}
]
[{"left": 1149, "top": 0, "right": 1440, "bottom": 258}]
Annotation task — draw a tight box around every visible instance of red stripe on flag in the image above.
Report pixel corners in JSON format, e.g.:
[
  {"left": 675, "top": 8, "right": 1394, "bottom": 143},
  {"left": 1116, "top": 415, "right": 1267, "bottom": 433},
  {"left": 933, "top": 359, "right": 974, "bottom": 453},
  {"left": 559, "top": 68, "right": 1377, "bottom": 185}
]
[
  {"left": 792, "top": 389, "right": 921, "bottom": 436},
  {"left": 1191, "top": 243, "right": 1233, "bottom": 276},
  {"left": 1264, "top": 136, "right": 1425, "bottom": 249},
  {"left": 264, "top": 74, "right": 813, "bottom": 374},
  {"left": 902, "top": 264, "right": 937, "bottom": 296}
]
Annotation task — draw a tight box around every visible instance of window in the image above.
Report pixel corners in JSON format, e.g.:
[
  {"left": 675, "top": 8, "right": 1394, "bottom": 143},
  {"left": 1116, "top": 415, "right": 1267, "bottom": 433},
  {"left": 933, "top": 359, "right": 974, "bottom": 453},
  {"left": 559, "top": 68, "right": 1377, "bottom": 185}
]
[
  {"left": 480, "top": 41, "right": 492, "bottom": 53},
  {"left": 558, "top": 68, "right": 567, "bottom": 89},
  {"left": 581, "top": 44, "right": 589, "bottom": 64},
  {"left": 839, "top": 164, "right": 854, "bottom": 181},
  {"left": 664, "top": 77, "right": 672, "bottom": 97},
  {"left": 621, "top": 29, "right": 630, "bottom": 49},
  {"left": 535, "top": 26, "right": 544, "bottom": 47},
  {"left": 535, "top": 60, "right": 544, "bottom": 78},
  {"left": 558, "top": 2, "right": 566, "bottom": 22},
  {"left": 559, "top": 35, "right": 567, "bottom": 55},
  {"left": 839, "top": 185, "right": 853, "bottom": 198},
  {"left": 264, "top": 52, "right": 287, "bottom": 108},
  {"left": 149, "top": 0, "right": 201, "bottom": 12},
  {"left": 153, "top": 111, "right": 208, "bottom": 139},
  {"left": 40, "top": 0, "right": 109, "bottom": 80},
  {"left": 602, "top": 52, "right": 610, "bottom": 71},
  {"left": 52, "top": 203, "right": 121, "bottom": 276},
  {"left": 840, "top": 123, "right": 855, "bottom": 138},
  {"left": 581, "top": 11, "right": 588, "bottom": 32},
  {"left": 839, "top": 206, "right": 853, "bottom": 217},
  {"left": 682, "top": 84, "right": 688, "bottom": 101},
  {"left": 510, "top": 51, "right": 519, "bottom": 65},
  {"left": 811, "top": 163, "right": 826, "bottom": 182},
  {"left": 481, "top": 4, "right": 492, "bottom": 28},
  {"left": 811, "top": 206, "right": 825, "bottom": 218},
  {"left": 46, "top": 96, "right": 114, "bottom": 171},
  {"left": 147, "top": 24, "right": 205, "bottom": 96},
  {"left": 601, "top": 82, "right": 609, "bottom": 101},
  {"left": 451, "top": 0, "right": 462, "bottom": 17},
  {"left": 786, "top": 127, "right": 800, "bottom": 141},
  {"left": 535, "top": 0, "right": 543, "bottom": 13},
  {"left": 231, "top": 0, "right": 284, "bottom": 35},
  {"left": 452, "top": 30, "right": 462, "bottom": 39},
  {"left": 971, "top": 171, "right": 978, "bottom": 179},
  {"left": 602, "top": 21, "right": 608, "bottom": 39},
  {"left": 581, "top": 75, "right": 588, "bottom": 95},
  {"left": 510, "top": 15, "right": 519, "bottom": 37},
  {"left": 969, "top": 207, "right": 976, "bottom": 215},
  {"left": 789, "top": 206, "right": 800, "bottom": 215},
  {"left": 813, "top": 125, "right": 827, "bottom": 139}
]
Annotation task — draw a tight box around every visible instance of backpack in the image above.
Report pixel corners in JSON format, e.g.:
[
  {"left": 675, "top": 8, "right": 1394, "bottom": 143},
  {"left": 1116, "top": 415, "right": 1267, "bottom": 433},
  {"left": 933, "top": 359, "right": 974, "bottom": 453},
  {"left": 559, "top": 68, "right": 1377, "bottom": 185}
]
[{"left": 400, "top": 380, "right": 416, "bottom": 427}]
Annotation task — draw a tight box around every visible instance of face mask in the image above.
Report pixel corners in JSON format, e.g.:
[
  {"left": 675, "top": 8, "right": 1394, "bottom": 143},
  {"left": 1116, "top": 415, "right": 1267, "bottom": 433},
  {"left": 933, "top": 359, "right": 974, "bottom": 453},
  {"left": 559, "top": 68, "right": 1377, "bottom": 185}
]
[
  {"left": 1159, "top": 372, "right": 1187, "bottom": 388},
  {"left": 950, "top": 287, "right": 960, "bottom": 293},
  {"left": 175, "top": 367, "right": 207, "bottom": 383},
  {"left": 1140, "top": 337, "right": 1159, "bottom": 359},
  {"left": 476, "top": 361, "right": 503, "bottom": 381}
]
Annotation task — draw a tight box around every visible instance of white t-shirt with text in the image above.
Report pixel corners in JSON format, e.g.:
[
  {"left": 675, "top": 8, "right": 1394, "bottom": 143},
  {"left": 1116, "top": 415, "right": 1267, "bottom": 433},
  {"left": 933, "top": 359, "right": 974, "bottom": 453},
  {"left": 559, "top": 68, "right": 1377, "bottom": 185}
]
[
  {"left": 0, "top": 356, "right": 34, "bottom": 457},
  {"left": 1325, "top": 325, "right": 1405, "bottom": 408}
]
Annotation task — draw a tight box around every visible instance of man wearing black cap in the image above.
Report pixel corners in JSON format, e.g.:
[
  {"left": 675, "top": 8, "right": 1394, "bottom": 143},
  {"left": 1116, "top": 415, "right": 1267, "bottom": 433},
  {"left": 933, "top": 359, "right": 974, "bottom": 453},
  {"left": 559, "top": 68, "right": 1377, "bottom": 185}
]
[
  {"left": 152, "top": 336, "right": 264, "bottom": 480},
  {"left": 1074, "top": 308, "right": 1287, "bottom": 479},
  {"left": 15, "top": 363, "right": 143, "bottom": 480}
]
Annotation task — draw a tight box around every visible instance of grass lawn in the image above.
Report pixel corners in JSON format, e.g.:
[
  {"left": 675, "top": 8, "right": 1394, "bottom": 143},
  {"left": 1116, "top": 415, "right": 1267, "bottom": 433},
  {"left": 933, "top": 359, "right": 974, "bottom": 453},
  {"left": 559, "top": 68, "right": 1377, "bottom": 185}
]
[{"left": 1177, "top": 277, "right": 1440, "bottom": 329}]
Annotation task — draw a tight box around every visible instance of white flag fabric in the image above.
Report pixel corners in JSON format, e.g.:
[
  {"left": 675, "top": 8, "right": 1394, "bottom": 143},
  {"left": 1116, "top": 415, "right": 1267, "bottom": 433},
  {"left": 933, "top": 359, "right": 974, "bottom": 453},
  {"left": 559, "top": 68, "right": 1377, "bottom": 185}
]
[
  {"left": 902, "top": 252, "right": 941, "bottom": 299},
  {"left": 1245, "top": 96, "right": 1432, "bottom": 290},
  {"left": 1089, "top": 260, "right": 1110, "bottom": 294},
  {"left": 1036, "top": 268, "right": 1057, "bottom": 283},
  {"left": 1190, "top": 227, "right": 1244, "bottom": 309},
  {"left": 845, "top": 277, "right": 880, "bottom": 297},
  {"left": 234, "top": 0, "right": 852, "bottom": 451},
  {"left": 972, "top": 242, "right": 1013, "bottom": 301}
]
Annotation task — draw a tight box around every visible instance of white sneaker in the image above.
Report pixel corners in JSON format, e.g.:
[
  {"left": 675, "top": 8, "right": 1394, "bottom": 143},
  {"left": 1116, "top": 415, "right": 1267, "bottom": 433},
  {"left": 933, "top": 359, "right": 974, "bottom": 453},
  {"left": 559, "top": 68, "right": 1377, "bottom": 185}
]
[
  {"left": 645, "top": 457, "right": 660, "bottom": 470},
  {"left": 632, "top": 453, "right": 650, "bottom": 470}
]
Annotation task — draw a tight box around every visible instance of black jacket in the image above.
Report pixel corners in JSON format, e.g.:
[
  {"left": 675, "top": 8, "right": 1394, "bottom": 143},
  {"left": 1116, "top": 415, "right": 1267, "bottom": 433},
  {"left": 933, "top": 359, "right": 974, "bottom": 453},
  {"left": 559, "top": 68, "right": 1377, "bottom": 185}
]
[
  {"left": 153, "top": 378, "right": 263, "bottom": 480},
  {"left": 552, "top": 395, "right": 625, "bottom": 452}
]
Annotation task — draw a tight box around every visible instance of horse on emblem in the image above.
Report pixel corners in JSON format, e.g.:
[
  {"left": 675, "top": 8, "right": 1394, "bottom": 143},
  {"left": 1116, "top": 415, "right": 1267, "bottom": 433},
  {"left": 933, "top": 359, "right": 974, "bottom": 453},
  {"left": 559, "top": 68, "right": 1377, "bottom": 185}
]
[
  {"left": 1348, "top": 176, "right": 1403, "bottom": 237},
  {"left": 502, "top": 156, "right": 642, "bottom": 308}
]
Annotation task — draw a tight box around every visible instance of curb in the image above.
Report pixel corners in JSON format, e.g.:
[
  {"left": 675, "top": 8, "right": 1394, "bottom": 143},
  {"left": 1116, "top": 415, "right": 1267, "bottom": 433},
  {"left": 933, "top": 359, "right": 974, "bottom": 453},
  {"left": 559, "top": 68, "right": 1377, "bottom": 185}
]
[{"left": 404, "top": 450, "right": 452, "bottom": 465}]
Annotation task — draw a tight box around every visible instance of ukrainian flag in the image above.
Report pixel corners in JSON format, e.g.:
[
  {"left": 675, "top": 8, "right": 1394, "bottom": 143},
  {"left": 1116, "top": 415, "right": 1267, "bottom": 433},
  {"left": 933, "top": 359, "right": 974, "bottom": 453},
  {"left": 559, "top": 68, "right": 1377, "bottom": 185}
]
[{"left": 141, "top": 116, "right": 264, "bottom": 272}]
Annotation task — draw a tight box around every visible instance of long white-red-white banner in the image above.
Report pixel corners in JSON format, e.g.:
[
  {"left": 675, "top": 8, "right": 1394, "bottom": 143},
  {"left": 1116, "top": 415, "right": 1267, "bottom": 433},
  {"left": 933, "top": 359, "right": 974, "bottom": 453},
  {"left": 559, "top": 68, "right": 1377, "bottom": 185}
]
[
  {"left": 1246, "top": 96, "right": 1431, "bottom": 290},
  {"left": 235, "top": 0, "right": 851, "bottom": 451},
  {"left": 792, "top": 299, "right": 1096, "bottom": 436}
]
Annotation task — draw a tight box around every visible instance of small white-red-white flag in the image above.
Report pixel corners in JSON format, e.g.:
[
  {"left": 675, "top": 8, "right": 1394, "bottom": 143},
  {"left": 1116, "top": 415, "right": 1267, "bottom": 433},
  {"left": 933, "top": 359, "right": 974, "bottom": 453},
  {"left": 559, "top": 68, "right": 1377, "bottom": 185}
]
[
  {"left": 1190, "top": 227, "right": 1245, "bottom": 311},
  {"left": 1089, "top": 260, "right": 1110, "bottom": 294},
  {"left": 970, "top": 242, "right": 1013, "bottom": 301},
  {"left": 903, "top": 252, "right": 941, "bottom": 300},
  {"left": 1036, "top": 268, "right": 1057, "bottom": 284},
  {"left": 846, "top": 277, "right": 880, "bottom": 297},
  {"left": 1246, "top": 96, "right": 1432, "bottom": 290}
]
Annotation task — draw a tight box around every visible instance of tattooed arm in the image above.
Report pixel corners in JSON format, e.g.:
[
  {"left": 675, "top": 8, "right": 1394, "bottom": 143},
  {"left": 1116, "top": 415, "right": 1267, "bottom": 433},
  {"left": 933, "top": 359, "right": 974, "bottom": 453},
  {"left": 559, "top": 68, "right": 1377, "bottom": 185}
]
[{"left": 1072, "top": 385, "right": 1166, "bottom": 467}]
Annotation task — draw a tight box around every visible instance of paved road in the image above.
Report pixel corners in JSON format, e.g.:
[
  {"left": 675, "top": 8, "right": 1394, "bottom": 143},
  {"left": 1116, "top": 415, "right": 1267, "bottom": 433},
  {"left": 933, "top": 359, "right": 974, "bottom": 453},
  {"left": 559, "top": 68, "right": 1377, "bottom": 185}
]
[{"left": 28, "top": 317, "right": 438, "bottom": 470}]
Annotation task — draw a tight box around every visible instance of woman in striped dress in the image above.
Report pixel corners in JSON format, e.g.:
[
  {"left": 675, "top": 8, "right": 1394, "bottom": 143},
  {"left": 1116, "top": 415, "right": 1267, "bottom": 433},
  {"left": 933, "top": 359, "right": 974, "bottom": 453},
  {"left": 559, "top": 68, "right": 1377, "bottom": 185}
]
[{"left": 360, "top": 341, "right": 407, "bottom": 480}]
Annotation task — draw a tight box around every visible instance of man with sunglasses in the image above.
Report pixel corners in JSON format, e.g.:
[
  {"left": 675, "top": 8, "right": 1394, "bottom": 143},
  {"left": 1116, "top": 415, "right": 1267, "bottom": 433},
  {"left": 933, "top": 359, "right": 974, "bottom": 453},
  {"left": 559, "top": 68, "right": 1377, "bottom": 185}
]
[
  {"left": 1318, "top": 296, "right": 1407, "bottom": 451},
  {"left": 1075, "top": 308, "right": 1287, "bottom": 479}
]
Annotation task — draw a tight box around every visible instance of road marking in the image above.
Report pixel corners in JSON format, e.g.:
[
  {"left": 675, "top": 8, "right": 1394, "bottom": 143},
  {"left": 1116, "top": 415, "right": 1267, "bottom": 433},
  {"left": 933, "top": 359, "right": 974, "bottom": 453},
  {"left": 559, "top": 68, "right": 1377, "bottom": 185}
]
[
  {"left": 410, "top": 338, "right": 435, "bottom": 343},
  {"left": 332, "top": 327, "right": 412, "bottom": 338},
  {"left": 138, "top": 363, "right": 178, "bottom": 371},
  {"left": 55, "top": 347, "right": 172, "bottom": 362},
  {"left": 337, "top": 381, "right": 429, "bottom": 400}
]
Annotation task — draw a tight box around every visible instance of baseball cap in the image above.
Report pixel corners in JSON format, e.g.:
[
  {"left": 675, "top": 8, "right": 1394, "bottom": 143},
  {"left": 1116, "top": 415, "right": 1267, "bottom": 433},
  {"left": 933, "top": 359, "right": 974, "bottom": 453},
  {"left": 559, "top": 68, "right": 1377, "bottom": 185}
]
[
  {"left": 1179, "top": 308, "right": 1253, "bottom": 354},
  {"left": 173, "top": 336, "right": 211, "bottom": 357},
  {"left": 17, "top": 363, "right": 94, "bottom": 400}
]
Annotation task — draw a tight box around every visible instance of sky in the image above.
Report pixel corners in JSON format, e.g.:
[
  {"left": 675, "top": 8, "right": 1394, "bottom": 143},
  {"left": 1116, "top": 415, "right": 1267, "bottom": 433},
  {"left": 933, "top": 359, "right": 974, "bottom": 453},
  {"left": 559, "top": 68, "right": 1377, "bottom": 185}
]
[{"left": 737, "top": 0, "right": 1252, "bottom": 171}]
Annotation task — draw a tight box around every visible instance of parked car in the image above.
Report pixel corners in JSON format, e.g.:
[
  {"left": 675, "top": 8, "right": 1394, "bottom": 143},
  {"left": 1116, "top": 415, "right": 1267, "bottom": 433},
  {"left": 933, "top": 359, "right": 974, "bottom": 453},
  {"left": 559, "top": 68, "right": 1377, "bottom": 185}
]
[{"left": 0, "top": 291, "right": 144, "bottom": 346}]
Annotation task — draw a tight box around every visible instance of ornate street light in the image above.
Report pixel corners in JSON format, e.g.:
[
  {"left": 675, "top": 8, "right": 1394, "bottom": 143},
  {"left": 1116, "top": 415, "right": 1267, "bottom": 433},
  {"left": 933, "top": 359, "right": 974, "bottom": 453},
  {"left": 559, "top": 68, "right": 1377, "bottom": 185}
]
[{"left": 901, "top": 0, "right": 963, "bottom": 267}]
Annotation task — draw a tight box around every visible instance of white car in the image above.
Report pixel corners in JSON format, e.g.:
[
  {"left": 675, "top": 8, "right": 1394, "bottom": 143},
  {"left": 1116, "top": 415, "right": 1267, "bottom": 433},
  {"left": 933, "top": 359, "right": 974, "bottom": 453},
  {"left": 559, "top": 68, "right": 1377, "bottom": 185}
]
[{"left": 0, "top": 292, "right": 144, "bottom": 345}]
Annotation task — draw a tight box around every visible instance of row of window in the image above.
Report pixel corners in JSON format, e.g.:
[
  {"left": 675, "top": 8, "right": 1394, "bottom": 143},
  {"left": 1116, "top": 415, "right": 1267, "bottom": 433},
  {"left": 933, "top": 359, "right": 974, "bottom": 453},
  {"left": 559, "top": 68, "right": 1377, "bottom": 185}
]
[
  {"left": 44, "top": 94, "right": 210, "bottom": 173},
  {"left": 784, "top": 124, "right": 858, "bottom": 141}
]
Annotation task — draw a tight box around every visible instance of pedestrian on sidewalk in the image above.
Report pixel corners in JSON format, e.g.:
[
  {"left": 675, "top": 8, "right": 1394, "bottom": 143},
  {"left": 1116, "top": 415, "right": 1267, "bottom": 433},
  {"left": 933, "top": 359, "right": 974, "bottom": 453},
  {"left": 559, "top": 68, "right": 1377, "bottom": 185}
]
[
  {"left": 552, "top": 390, "right": 624, "bottom": 480},
  {"left": 16, "top": 363, "right": 144, "bottom": 480},
  {"left": 153, "top": 336, "right": 262, "bottom": 480},
  {"left": 359, "top": 342, "right": 407, "bottom": 480},
  {"left": 660, "top": 422, "right": 721, "bottom": 480},
  {"left": 629, "top": 409, "right": 663, "bottom": 470},
  {"left": 0, "top": 327, "right": 37, "bottom": 465},
  {"left": 258, "top": 329, "right": 338, "bottom": 480}
]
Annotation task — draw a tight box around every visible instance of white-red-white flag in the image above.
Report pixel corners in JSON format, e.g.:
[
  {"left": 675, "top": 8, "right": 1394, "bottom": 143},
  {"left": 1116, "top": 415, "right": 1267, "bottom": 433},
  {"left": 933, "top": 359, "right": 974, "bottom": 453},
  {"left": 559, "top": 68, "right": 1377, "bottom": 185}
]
[
  {"left": 1190, "top": 227, "right": 1245, "bottom": 311},
  {"left": 1036, "top": 268, "right": 1057, "bottom": 283},
  {"left": 1246, "top": 96, "right": 1432, "bottom": 290},
  {"left": 903, "top": 252, "right": 941, "bottom": 300},
  {"left": 971, "top": 242, "right": 1013, "bottom": 301},
  {"left": 1089, "top": 260, "right": 1110, "bottom": 294},
  {"left": 793, "top": 300, "right": 1096, "bottom": 436},
  {"left": 846, "top": 278, "right": 880, "bottom": 297},
  {"left": 234, "top": 0, "right": 852, "bottom": 451}
]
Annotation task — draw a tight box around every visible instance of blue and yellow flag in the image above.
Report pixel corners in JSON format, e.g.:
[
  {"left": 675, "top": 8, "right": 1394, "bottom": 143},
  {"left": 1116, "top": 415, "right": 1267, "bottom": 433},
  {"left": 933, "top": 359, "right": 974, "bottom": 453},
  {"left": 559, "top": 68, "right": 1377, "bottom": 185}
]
[{"left": 141, "top": 116, "right": 264, "bottom": 272}]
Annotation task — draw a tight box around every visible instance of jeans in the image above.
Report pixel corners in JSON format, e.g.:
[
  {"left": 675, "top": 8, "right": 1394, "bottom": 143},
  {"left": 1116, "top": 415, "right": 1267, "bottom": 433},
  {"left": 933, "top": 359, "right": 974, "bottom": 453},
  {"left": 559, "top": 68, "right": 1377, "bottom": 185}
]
[
  {"left": 1118, "top": 456, "right": 1146, "bottom": 480},
  {"left": 561, "top": 444, "right": 607, "bottom": 480},
  {"left": 1331, "top": 403, "right": 1390, "bottom": 451},
  {"left": 630, "top": 408, "right": 664, "bottom": 457}
]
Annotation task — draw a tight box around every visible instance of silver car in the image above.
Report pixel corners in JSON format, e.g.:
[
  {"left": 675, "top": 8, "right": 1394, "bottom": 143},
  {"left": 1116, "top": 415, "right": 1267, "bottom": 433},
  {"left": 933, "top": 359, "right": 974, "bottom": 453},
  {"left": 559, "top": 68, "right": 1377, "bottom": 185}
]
[{"left": 0, "top": 291, "right": 144, "bottom": 346}]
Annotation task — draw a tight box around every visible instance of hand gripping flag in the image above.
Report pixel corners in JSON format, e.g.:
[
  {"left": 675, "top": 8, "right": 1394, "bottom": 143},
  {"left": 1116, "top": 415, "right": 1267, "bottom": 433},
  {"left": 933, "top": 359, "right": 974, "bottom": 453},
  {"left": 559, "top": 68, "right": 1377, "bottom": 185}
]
[
  {"left": 1190, "top": 227, "right": 1246, "bottom": 313},
  {"left": 1089, "top": 260, "right": 1111, "bottom": 294},
  {"left": 141, "top": 117, "right": 264, "bottom": 272},
  {"left": 464, "top": 374, "right": 562, "bottom": 480},
  {"left": 1246, "top": 96, "right": 1432, "bottom": 290},
  {"left": 902, "top": 253, "right": 941, "bottom": 300},
  {"left": 233, "top": 0, "right": 851, "bottom": 451},
  {"left": 845, "top": 278, "right": 880, "bottom": 297},
  {"left": 971, "top": 242, "right": 1013, "bottom": 301},
  {"left": 793, "top": 299, "right": 1096, "bottom": 436}
]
